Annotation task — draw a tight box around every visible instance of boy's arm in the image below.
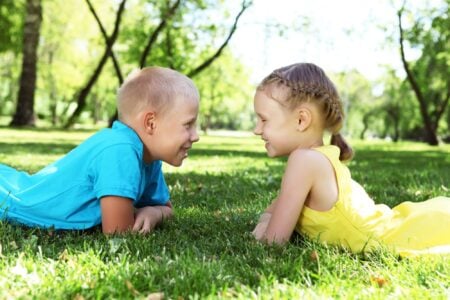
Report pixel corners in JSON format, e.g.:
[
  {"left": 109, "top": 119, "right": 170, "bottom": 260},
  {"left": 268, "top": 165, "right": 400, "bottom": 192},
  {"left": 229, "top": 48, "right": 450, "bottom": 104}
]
[
  {"left": 100, "top": 197, "right": 173, "bottom": 234},
  {"left": 132, "top": 201, "right": 173, "bottom": 234},
  {"left": 101, "top": 196, "right": 135, "bottom": 234}
]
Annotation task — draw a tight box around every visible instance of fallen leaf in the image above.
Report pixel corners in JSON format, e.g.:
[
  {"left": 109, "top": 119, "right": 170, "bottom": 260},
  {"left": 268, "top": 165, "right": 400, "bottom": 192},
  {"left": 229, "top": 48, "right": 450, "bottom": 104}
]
[
  {"left": 147, "top": 292, "right": 164, "bottom": 300},
  {"left": 125, "top": 280, "right": 139, "bottom": 296},
  {"left": 310, "top": 250, "right": 319, "bottom": 261},
  {"left": 371, "top": 275, "right": 388, "bottom": 287}
]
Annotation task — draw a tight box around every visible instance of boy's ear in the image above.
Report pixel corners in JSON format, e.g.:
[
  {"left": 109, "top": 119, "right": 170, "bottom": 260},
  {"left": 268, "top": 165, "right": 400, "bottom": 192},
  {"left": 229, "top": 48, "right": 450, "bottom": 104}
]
[
  {"left": 296, "top": 107, "right": 312, "bottom": 131},
  {"left": 143, "top": 111, "right": 156, "bottom": 134}
]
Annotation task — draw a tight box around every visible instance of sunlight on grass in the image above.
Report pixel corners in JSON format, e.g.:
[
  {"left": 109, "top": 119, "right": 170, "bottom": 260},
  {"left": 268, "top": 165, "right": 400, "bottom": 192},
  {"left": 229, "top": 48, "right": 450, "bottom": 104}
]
[{"left": 0, "top": 128, "right": 449, "bottom": 299}]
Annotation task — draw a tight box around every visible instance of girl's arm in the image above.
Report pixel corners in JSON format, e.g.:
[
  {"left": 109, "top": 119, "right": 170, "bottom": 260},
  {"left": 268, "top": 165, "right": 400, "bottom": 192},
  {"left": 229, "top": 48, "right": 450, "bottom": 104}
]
[
  {"left": 252, "top": 198, "right": 277, "bottom": 239},
  {"left": 264, "top": 199, "right": 278, "bottom": 213},
  {"left": 259, "top": 149, "right": 318, "bottom": 244},
  {"left": 101, "top": 196, "right": 135, "bottom": 234}
]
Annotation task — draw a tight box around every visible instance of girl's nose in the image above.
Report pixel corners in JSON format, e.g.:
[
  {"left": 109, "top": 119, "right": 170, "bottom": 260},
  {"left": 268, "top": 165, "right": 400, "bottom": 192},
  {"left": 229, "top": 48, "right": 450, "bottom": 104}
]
[{"left": 253, "top": 124, "right": 262, "bottom": 135}]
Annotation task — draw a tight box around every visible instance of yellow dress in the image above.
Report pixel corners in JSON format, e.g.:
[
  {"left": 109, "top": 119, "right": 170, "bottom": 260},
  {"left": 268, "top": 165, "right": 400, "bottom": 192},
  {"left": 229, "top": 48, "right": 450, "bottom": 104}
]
[{"left": 295, "top": 145, "right": 450, "bottom": 256}]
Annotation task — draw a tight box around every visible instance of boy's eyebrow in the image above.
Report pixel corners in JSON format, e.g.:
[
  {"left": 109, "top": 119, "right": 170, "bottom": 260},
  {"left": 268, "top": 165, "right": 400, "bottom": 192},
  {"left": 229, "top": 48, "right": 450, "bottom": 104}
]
[{"left": 184, "top": 116, "right": 197, "bottom": 123}]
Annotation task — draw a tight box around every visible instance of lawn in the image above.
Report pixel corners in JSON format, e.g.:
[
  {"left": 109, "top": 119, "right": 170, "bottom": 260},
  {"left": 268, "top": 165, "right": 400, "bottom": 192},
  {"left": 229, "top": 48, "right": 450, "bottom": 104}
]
[{"left": 0, "top": 127, "right": 449, "bottom": 299}]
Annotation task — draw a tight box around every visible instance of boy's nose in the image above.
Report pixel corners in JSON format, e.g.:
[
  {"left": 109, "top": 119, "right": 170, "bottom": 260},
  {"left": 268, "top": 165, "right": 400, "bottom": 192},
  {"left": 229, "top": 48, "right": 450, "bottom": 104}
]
[{"left": 191, "top": 129, "right": 200, "bottom": 142}]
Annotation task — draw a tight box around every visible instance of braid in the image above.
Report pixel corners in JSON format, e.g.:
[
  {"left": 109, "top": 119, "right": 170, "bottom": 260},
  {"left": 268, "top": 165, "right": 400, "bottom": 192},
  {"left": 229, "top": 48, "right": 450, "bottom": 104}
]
[{"left": 258, "top": 63, "right": 354, "bottom": 161}]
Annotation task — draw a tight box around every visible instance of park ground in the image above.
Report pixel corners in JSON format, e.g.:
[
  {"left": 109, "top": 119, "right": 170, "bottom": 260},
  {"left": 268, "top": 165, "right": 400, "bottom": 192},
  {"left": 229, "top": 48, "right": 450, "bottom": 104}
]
[{"left": 0, "top": 127, "right": 449, "bottom": 299}]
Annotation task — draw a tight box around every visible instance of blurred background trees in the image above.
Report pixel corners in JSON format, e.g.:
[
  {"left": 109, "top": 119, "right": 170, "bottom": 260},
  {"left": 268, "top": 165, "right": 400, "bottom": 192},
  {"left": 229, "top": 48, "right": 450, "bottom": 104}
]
[{"left": 0, "top": 0, "right": 448, "bottom": 144}]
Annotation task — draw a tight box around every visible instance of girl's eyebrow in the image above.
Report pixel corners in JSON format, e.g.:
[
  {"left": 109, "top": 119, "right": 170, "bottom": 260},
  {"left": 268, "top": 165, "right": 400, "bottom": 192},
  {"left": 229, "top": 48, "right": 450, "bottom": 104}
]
[{"left": 256, "top": 112, "right": 267, "bottom": 119}]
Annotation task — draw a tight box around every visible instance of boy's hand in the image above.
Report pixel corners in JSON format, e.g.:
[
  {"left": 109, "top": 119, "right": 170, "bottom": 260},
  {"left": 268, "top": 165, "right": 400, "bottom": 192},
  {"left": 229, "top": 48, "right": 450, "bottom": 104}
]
[{"left": 133, "top": 205, "right": 173, "bottom": 234}]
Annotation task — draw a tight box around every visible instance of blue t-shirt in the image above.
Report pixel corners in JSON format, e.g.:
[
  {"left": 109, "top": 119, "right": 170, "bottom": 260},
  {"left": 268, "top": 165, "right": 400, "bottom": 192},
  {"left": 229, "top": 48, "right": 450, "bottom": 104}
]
[{"left": 0, "top": 121, "right": 170, "bottom": 230}]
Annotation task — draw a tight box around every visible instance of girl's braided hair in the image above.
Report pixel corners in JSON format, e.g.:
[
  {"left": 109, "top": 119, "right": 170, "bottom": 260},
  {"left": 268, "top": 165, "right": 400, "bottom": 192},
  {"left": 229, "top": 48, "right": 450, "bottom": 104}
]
[{"left": 257, "top": 63, "right": 353, "bottom": 161}]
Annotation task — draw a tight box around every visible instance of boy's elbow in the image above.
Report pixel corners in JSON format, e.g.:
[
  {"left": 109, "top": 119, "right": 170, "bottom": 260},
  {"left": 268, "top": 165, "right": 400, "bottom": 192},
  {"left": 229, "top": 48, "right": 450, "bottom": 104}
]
[{"left": 102, "top": 224, "right": 133, "bottom": 235}]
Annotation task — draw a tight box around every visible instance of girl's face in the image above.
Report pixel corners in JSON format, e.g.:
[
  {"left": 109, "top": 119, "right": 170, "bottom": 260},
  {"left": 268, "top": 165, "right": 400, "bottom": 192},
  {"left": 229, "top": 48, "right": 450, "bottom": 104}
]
[{"left": 253, "top": 90, "right": 302, "bottom": 157}]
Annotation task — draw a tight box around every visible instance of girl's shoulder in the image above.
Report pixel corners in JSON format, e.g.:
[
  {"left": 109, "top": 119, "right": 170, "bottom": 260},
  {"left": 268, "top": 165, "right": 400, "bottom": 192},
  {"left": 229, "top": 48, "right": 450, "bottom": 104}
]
[
  {"left": 287, "top": 147, "right": 334, "bottom": 175},
  {"left": 289, "top": 147, "right": 334, "bottom": 164}
]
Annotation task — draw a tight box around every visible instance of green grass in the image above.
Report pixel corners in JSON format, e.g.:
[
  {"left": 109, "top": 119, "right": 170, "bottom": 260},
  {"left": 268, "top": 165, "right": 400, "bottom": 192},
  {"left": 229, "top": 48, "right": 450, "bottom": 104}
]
[{"left": 0, "top": 127, "right": 449, "bottom": 299}]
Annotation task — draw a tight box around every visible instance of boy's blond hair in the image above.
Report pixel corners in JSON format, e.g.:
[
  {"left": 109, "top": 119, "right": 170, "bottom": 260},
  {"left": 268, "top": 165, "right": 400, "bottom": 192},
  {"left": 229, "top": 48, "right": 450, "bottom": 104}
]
[{"left": 117, "top": 67, "right": 199, "bottom": 122}]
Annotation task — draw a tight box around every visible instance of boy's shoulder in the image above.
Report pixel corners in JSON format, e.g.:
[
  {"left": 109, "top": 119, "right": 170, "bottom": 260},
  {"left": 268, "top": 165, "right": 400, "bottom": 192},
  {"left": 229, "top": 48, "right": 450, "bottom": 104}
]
[{"left": 78, "top": 121, "right": 143, "bottom": 157}]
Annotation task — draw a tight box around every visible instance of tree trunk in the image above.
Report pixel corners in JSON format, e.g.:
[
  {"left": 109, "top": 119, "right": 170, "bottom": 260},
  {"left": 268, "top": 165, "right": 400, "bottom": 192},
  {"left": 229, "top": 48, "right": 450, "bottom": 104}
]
[
  {"left": 10, "top": 0, "right": 42, "bottom": 127},
  {"left": 397, "top": 9, "right": 439, "bottom": 145},
  {"left": 360, "top": 113, "right": 371, "bottom": 140}
]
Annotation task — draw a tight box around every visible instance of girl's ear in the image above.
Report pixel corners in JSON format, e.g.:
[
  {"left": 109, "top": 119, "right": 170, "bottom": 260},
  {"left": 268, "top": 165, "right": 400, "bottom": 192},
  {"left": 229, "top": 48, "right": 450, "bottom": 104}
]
[
  {"left": 296, "top": 107, "right": 312, "bottom": 132},
  {"left": 143, "top": 111, "right": 156, "bottom": 134}
]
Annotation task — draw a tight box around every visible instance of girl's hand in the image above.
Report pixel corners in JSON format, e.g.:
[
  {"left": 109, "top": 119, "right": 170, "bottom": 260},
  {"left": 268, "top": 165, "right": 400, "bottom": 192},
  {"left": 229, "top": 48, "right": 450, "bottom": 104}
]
[
  {"left": 133, "top": 205, "right": 173, "bottom": 234},
  {"left": 252, "top": 212, "right": 272, "bottom": 240}
]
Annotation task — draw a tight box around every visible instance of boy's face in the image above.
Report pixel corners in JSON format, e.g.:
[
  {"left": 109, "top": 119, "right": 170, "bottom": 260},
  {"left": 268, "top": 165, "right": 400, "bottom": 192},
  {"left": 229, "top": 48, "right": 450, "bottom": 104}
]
[
  {"left": 145, "top": 97, "right": 199, "bottom": 166},
  {"left": 253, "top": 91, "right": 300, "bottom": 157}
]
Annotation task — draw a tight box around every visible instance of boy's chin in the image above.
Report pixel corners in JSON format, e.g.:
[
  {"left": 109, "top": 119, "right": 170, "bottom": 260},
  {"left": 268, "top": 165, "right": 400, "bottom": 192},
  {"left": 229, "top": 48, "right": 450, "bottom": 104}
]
[{"left": 166, "top": 158, "right": 184, "bottom": 167}]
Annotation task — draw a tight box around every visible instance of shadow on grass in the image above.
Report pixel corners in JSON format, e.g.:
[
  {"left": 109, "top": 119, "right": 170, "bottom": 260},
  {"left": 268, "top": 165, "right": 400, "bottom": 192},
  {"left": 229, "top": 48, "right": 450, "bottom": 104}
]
[
  {"left": 0, "top": 141, "right": 269, "bottom": 159},
  {"left": 354, "top": 149, "right": 449, "bottom": 167},
  {"left": 0, "top": 125, "right": 99, "bottom": 133},
  {"left": 1, "top": 153, "right": 448, "bottom": 297},
  {"left": 0, "top": 142, "right": 78, "bottom": 156},
  {"left": 189, "top": 147, "right": 268, "bottom": 159}
]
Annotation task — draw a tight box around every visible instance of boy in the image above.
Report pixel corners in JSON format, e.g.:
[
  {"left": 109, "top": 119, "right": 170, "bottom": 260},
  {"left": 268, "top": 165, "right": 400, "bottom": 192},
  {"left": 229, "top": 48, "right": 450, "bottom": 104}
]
[{"left": 0, "top": 67, "right": 200, "bottom": 234}]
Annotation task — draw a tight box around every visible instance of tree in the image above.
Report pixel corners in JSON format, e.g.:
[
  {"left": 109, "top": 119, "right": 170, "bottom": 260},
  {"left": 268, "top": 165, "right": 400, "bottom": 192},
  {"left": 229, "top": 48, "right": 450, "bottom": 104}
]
[
  {"left": 64, "top": 0, "right": 127, "bottom": 128},
  {"left": 64, "top": 0, "right": 251, "bottom": 128},
  {"left": 397, "top": 2, "right": 450, "bottom": 145},
  {"left": 332, "top": 70, "right": 376, "bottom": 139},
  {"left": 194, "top": 50, "right": 253, "bottom": 132},
  {"left": 10, "top": 0, "right": 42, "bottom": 127},
  {"left": 376, "top": 69, "right": 420, "bottom": 142}
]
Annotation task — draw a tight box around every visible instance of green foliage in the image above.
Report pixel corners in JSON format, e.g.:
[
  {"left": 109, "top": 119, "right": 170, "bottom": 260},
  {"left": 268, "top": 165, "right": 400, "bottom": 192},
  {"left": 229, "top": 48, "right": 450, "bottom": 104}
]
[
  {"left": 0, "top": 0, "right": 24, "bottom": 53},
  {"left": 332, "top": 70, "right": 379, "bottom": 139},
  {"left": 376, "top": 68, "right": 422, "bottom": 141},
  {"left": 1, "top": 0, "right": 253, "bottom": 129},
  {"left": 194, "top": 51, "right": 254, "bottom": 132},
  {"left": 0, "top": 128, "right": 449, "bottom": 298},
  {"left": 0, "top": 0, "right": 24, "bottom": 116},
  {"left": 0, "top": 0, "right": 448, "bottom": 136}
]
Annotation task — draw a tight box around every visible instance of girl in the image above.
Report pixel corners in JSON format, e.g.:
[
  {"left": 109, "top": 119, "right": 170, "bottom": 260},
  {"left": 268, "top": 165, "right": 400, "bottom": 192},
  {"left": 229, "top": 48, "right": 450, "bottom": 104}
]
[{"left": 251, "top": 63, "right": 450, "bottom": 256}]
